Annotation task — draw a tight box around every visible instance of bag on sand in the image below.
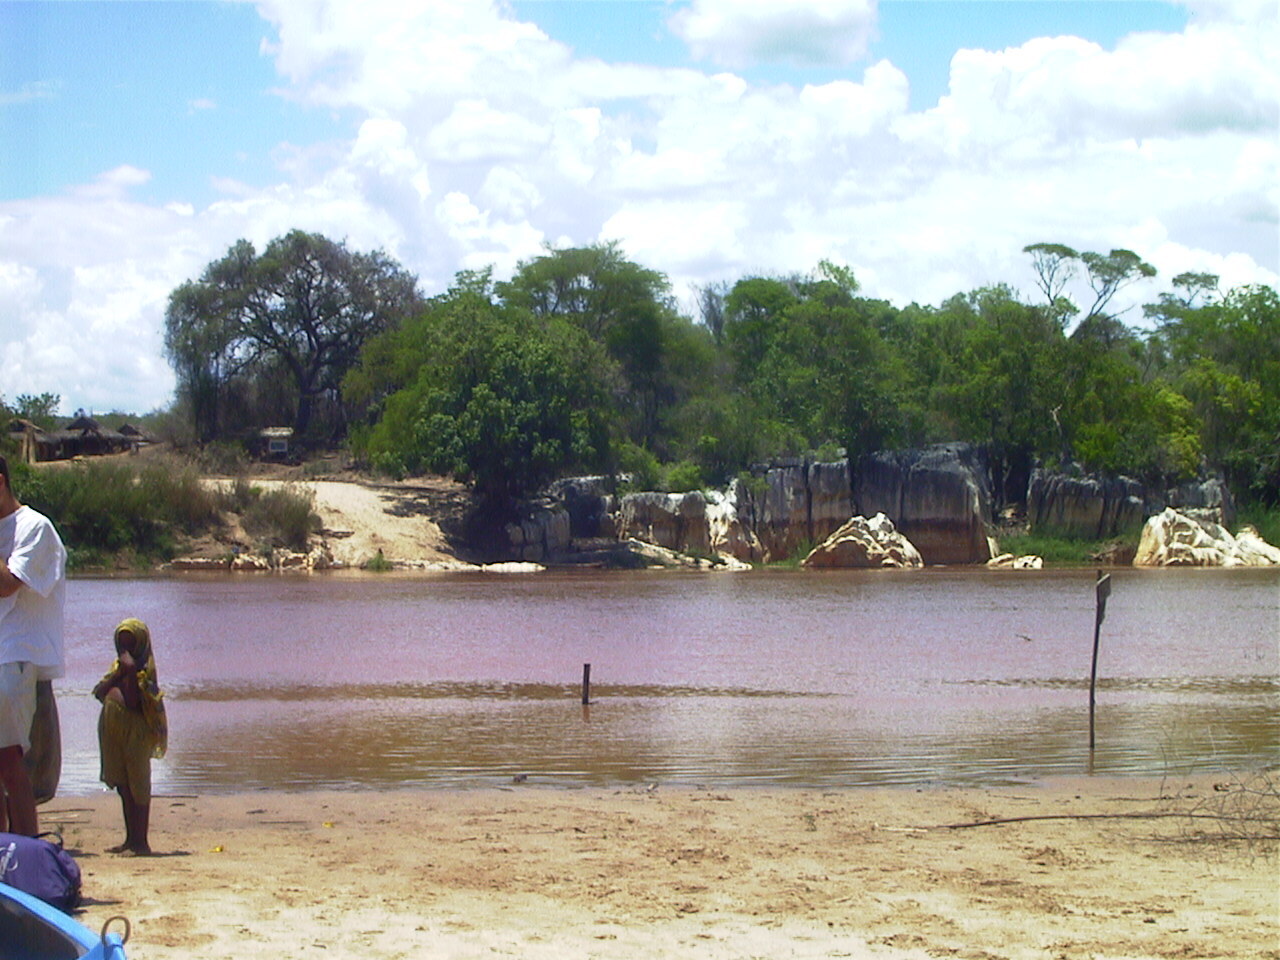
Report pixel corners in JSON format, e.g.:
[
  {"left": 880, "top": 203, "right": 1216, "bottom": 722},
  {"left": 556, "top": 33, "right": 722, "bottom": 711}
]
[
  {"left": 0, "top": 831, "right": 82, "bottom": 911},
  {"left": 24, "top": 679, "right": 63, "bottom": 805}
]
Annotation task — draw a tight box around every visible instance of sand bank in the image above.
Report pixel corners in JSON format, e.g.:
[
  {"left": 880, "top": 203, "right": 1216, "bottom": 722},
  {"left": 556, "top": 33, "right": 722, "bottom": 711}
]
[{"left": 44, "top": 774, "right": 1277, "bottom": 959}]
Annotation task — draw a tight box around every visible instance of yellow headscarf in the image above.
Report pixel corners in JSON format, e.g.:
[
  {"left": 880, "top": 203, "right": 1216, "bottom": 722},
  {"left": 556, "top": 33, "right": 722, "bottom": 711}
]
[{"left": 102, "top": 617, "right": 168, "bottom": 759}]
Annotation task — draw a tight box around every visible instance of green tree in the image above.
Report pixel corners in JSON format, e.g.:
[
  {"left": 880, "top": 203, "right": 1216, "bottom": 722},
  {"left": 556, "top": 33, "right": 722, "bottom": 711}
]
[
  {"left": 165, "top": 280, "right": 239, "bottom": 443},
  {"left": 165, "top": 231, "right": 422, "bottom": 441},
  {"left": 1153, "top": 284, "right": 1280, "bottom": 502},
  {"left": 1080, "top": 248, "right": 1157, "bottom": 321},
  {"left": 925, "top": 287, "right": 1068, "bottom": 497},
  {"left": 351, "top": 283, "right": 613, "bottom": 505},
  {"left": 1022, "top": 242, "right": 1081, "bottom": 326},
  {"left": 720, "top": 265, "right": 906, "bottom": 462},
  {"left": 12, "top": 393, "right": 61, "bottom": 430},
  {"left": 497, "top": 243, "right": 684, "bottom": 448}
]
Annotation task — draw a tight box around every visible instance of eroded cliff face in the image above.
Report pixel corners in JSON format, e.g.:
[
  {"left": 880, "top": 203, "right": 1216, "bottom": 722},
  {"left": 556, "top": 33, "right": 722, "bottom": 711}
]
[
  {"left": 1028, "top": 470, "right": 1234, "bottom": 540},
  {"left": 740, "top": 459, "right": 853, "bottom": 562},
  {"left": 552, "top": 448, "right": 995, "bottom": 566},
  {"left": 853, "top": 444, "right": 995, "bottom": 565},
  {"left": 1027, "top": 472, "right": 1146, "bottom": 540},
  {"left": 543, "top": 450, "right": 1240, "bottom": 568}
]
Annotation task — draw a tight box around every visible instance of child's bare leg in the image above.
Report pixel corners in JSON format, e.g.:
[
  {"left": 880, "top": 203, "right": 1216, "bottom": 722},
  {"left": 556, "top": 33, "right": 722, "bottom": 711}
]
[
  {"left": 126, "top": 798, "right": 151, "bottom": 855},
  {"left": 106, "top": 785, "right": 133, "bottom": 853}
]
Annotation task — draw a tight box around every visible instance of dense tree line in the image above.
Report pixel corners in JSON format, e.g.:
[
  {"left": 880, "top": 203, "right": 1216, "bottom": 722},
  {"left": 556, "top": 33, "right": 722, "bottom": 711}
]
[{"left": 155, "top": 232, "right": 1279, "bottom": 517}]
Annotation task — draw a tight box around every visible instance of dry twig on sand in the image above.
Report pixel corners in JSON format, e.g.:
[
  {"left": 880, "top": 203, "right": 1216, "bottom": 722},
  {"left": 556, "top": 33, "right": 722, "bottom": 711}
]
[
  {"left": 1175, "top": 768, "right": 1280, "bottom": 844},
  {"left": 922, "top": 769, "right": 1279, "bottom": 844}
]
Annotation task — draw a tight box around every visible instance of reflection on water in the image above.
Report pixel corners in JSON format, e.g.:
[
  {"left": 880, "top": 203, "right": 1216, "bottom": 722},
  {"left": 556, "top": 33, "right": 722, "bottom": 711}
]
[{"left": 53, "top": 567, "right": 1279, "bottom": 793}]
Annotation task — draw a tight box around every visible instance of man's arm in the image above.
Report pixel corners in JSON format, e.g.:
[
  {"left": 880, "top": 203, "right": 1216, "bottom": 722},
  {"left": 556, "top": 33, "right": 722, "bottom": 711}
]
[{"left": 0, "top": 556, "right": 23, "bottom": 598}]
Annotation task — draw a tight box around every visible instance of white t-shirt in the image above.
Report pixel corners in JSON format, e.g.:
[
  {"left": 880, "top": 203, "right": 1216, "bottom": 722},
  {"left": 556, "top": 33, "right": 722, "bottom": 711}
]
[{"left": 0, "top": 505, "right": 67, "bottom": 677}]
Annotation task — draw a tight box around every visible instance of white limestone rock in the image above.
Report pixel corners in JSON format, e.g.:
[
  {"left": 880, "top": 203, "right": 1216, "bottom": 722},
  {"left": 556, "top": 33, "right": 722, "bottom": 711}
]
[
  {"left": 801, "top": 513, "right": 924, "bottom": 569},
  {"left": 1134, "top": 508, "right": 1280, "bottom": 567},
  {"left": 987, "top": 553, "right": 1044, "bottom": 569}
]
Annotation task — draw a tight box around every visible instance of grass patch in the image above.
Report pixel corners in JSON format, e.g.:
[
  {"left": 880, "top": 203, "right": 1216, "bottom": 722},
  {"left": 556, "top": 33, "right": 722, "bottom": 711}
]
[
  {"left": 766, "top": 538, "right": 816, "bottom": 569},
  {"left": 362, "top": 549, "right": 393, "bottom": 572},
  {"left": 997, "top": 529, "right": 1137, "bottom": 565},
  {"left": 1237, "top": 502, "right": 1280, "bottom": 545}
]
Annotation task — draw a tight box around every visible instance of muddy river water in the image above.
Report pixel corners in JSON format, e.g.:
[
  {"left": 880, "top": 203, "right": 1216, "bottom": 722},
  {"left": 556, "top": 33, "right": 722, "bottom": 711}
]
[{"left": 51, "top": 566, "right": 1278, "bottom": 793}]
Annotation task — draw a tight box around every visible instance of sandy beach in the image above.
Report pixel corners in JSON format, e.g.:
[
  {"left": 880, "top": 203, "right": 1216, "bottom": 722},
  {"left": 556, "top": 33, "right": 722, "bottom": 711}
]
[{"left": 42, "top": 774, "right": 1277, "bottom": 960}]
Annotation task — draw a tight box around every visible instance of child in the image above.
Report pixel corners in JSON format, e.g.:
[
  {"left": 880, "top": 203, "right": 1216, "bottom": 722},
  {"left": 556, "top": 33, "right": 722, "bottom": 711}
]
[{"left": 92, "top": 618, "right": 167, "bottom": 855}]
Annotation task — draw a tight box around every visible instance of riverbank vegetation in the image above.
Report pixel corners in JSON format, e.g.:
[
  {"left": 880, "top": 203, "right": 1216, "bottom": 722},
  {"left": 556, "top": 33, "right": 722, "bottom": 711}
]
[
  {"left": 6, "top": 456, "right": 317, "bottom": 569},
  {"left": 4, "top": 231, "right": 1277, "bottom": 561}
]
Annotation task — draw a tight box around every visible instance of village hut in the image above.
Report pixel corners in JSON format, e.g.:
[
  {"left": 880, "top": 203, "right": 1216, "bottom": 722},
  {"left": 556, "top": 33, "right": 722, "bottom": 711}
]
[{"left": 7, "top": 418, "right": 55, "bottom": 463}]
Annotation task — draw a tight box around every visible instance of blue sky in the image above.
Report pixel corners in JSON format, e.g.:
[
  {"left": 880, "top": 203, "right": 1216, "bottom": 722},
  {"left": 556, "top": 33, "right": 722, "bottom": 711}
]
[
  {"left": 0, "top": 1, "right": 1274, "bottom": 416},
  {"left": 1, "top": 2, "right": 337, "bottom": 205},
  {"left": 4, "top": 2, "right": 1189, "bottom": 205}
]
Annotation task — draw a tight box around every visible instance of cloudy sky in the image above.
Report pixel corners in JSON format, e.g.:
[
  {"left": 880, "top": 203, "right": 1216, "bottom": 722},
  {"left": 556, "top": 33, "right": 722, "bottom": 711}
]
[{"left": 2, "top": 0, "right": 1276, "bottom": 417}]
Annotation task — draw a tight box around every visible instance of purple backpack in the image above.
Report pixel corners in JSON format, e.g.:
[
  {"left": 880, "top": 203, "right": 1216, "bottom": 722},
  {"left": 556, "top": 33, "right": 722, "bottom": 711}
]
[{"left": 0, "top": 831, "right": 82, "bottom": 911}]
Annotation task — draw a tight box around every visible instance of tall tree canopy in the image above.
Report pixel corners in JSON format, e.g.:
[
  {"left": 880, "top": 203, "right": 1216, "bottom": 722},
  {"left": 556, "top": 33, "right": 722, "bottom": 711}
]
[
  {"left": 348, "top": 280, "right": 614, "bottom": 505},
  {"left": 496, "top": 243, "right": 685, "bottom": 449},
  {"left": 165, "top": 231, "right": 422, "bottom": 441}
]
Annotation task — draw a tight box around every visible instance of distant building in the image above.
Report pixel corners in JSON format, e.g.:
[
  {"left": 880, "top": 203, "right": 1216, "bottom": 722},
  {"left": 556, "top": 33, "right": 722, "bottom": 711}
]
[
  {"left": 251, "top": 427, "right": 294, "bottom": 460},
  {"left": 7, "top": 414, "right": 146, "bottom": 463}
]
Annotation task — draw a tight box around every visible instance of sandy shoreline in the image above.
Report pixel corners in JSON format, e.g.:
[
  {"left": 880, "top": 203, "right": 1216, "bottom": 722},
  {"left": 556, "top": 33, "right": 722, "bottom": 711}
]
[{"left": 41, "top": 774, "right": 1277, "bottom": 960}]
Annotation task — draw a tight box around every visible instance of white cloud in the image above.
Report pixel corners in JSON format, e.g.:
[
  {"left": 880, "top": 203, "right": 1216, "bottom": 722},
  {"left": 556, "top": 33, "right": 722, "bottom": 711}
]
[
  {"left": 0, "top": 81, "right": 57, "bottom": 106},
  {"left": 434, "top": 190, "right": 544, "bottom": 276},
  {"left": 72, "top": 165, "right": 153, "bottom": 200},
  {"left": 427, "top": 99, "right": 550, "bottom": 163},
  {"left": 668, "top": 0, "right": 878, "bottom": 69}
]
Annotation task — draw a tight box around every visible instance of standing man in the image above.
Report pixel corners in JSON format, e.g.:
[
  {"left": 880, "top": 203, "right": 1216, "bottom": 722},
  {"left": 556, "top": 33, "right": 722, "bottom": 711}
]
[{"left": 0, "top": 455, "right": 67, "bottom": 836}]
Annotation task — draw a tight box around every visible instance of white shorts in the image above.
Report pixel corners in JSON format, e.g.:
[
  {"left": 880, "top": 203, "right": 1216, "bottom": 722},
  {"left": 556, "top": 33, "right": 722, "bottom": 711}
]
[{"left": 0, "top": 661, "right": 37, "bottom": 753}]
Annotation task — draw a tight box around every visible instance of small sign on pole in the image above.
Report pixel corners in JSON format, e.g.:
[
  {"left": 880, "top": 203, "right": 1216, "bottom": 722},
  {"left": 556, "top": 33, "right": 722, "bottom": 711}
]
[{"left": 1089, "top": 572, "right": 1112, "bottom": 751}]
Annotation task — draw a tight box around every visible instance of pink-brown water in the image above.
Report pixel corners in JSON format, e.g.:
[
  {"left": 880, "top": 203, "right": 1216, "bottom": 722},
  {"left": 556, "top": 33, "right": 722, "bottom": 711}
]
[{"left": 54, "top": 567, "right": 1278, "bottom": 793}]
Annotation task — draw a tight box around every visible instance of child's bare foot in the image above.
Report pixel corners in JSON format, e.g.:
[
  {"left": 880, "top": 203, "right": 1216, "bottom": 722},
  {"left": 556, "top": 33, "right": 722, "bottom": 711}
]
[
  {"left": 106, "top": 842, "right": 131, "bottom": 854},
  {"left": 125, "top": 841, "right": 152, "bottom": 856}
]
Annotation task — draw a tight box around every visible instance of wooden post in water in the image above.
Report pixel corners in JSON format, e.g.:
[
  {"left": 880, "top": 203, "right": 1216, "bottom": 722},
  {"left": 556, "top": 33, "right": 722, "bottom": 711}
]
[
  {"left": 581, "top": 663, "right": 592, "bottom": 705},
  {"left": 1089, "top": 571, "right": 1112, "bottom": 751}
]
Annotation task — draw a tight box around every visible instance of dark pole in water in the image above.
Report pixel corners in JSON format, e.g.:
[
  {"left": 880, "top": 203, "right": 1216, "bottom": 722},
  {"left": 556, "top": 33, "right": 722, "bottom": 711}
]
[
  {"left": 1089, "top": 571, "right": 1112, "bottom": 751},
  {"left": 582, "top": 663, "right": 591, "bottom": 705}
]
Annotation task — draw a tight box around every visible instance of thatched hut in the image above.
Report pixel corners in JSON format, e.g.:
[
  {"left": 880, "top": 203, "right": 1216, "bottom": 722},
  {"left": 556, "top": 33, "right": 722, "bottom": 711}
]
[
  {"left": 7, "top": 418, "right": 55, "bottom": 463},
  {"left": 9, "top": 413, "right": 140, "bottom": 462}
]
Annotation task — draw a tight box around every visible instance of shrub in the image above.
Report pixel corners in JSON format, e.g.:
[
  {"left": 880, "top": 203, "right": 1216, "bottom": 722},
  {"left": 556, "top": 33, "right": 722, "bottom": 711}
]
[
  {"left": 616, "top": 443, "right": 661, "bottom": 493},
  {"left": 241, "top": 483, "right": 318, "bottom": 551},
  {"left": 664, "top": 460, "right": 705, "bottom": 493},
  {"left": 15, "top": 458, "right": 218, "bottom": 566}
]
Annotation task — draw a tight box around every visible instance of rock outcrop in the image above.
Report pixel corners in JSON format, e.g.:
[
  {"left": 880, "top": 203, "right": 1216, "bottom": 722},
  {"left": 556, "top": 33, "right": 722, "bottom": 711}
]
[
  {"left": 621, "top": 538, "right": 752, "bottom": 571},
  {"left": 1029, "top": 470, "right": 1235, "bottom": 539},
  {"left": 616, "top": 491, "right": 712, "bottom": 557},
  {"left": 987, "top": 553, "right": 1044, "bottom": 570},
  {"left": 1027, "top": 470, "right": 1147, "bottom": 540},
  {"left": 741, "top": 459, "right": 852, "bottom": 562},
  {"left": 706, "top": 482, "right": 764, "bottom": 562},
  {"left": 505, "top": 506, "right": 571, "bottom": 563},
  {"left": 853, "top": 444, "right": 994, "bottom": 564},
  {"left": 1133, "top": 508, "right": 1280, "bottom": 567},
  {"left": 550, "top": 477, "right": 616, "bottom": 540},
  {"left": 1165, "top": 477, "right": 1235, "bottom": 527},
  {"left": 801, "top": 513, "right": 923, "bottom": 569}
]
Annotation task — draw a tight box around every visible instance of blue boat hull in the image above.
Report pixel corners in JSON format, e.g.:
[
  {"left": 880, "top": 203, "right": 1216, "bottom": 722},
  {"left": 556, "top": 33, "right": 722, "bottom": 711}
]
[{"left": 0, "top": 882, "right": 127, "bottom": 960}]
